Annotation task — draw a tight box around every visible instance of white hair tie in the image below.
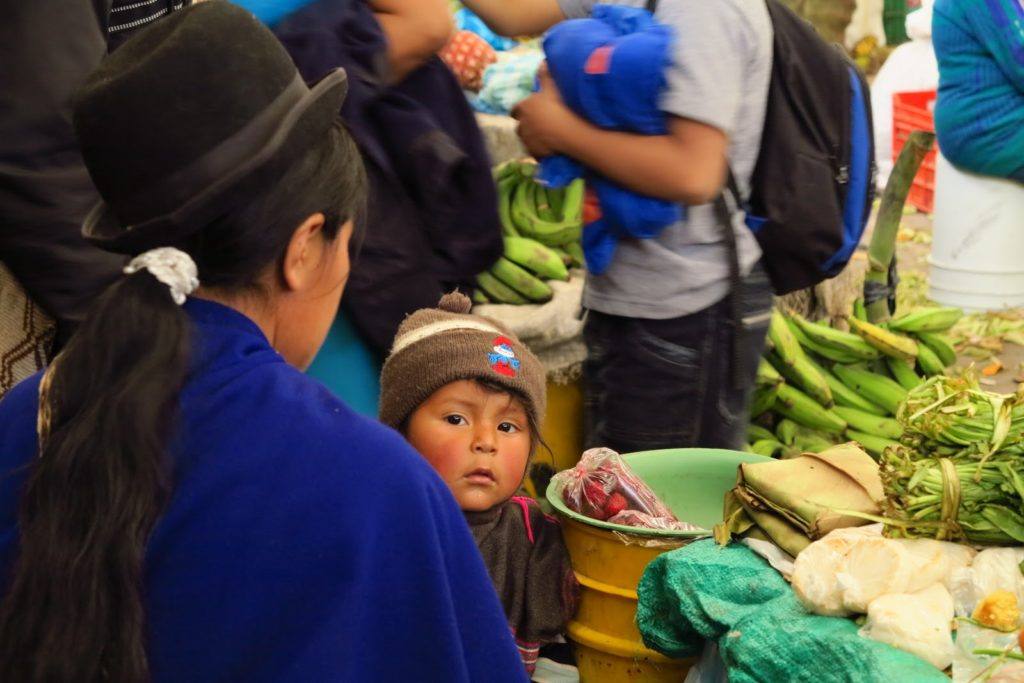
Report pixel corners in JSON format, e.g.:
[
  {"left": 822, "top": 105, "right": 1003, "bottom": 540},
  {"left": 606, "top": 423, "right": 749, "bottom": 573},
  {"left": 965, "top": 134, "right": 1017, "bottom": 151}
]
[{"left": 123, "top": 247, "right": 200, "bottom": 305}]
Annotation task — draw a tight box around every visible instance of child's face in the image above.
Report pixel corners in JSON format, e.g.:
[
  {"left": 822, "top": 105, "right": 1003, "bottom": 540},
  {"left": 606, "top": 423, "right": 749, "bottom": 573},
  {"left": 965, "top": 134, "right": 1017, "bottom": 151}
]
[{"left": 406, "top": 380, "right": 532, "bottom": 512}]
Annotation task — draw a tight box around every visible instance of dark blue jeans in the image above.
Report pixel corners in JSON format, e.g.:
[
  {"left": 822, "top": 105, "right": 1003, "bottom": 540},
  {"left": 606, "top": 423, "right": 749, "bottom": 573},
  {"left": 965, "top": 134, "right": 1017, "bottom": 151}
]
[{"left": 582, "top": 263, "right": 773, "bottom": 453}]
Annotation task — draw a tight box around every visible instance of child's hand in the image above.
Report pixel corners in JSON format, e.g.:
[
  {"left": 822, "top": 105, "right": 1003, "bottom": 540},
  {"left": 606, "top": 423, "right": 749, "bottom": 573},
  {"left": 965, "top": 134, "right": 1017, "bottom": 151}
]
[{"left": 512, "top": 63, "right": 577, "bottom": 159}]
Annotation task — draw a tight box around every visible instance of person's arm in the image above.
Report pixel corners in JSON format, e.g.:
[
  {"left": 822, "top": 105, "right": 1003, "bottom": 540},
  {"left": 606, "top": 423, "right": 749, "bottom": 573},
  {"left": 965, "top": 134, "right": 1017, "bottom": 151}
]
[
  {"left": 459, "top": 0, "right": 566, "bottom": 38},
  {"left": 514, "top": 69, "right": 728, "bottom": 205},
  {"left": 369, "top": 0, "right": 454, "bottom": 82},
  {"left": 515, "top": 0, "right": 753, "bottom": 206}
]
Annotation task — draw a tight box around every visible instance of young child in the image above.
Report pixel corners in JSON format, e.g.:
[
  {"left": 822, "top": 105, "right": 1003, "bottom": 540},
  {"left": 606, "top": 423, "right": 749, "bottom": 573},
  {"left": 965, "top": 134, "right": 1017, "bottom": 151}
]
[{"left": 380, "top": 291, "right": 579, "bottom": 676}]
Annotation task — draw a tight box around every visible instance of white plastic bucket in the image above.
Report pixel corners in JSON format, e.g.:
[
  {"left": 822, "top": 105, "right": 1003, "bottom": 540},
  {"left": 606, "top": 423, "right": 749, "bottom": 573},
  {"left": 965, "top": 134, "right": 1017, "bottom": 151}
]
[{"left": 928, "top": 153, "right": 1024, "bottom": 311}]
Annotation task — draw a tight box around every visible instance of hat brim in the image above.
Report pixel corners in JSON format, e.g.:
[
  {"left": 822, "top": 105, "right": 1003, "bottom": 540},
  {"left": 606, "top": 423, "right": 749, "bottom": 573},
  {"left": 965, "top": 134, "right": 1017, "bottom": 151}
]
[{"left": 83, "top": 68, "right": 349, "bottom": 254}]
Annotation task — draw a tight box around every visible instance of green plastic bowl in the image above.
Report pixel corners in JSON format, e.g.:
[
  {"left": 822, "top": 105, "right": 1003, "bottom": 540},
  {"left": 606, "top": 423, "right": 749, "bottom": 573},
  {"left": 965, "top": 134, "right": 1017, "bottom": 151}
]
[{"left": 545, "top": 448, "right": 772, "bottom": 539}]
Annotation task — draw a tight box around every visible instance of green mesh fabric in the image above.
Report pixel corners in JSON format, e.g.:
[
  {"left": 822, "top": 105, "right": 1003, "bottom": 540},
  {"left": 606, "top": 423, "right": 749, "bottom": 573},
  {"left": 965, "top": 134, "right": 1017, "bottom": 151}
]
[{"left": 637, "top": 540, "right": 949, "bottom": 682}]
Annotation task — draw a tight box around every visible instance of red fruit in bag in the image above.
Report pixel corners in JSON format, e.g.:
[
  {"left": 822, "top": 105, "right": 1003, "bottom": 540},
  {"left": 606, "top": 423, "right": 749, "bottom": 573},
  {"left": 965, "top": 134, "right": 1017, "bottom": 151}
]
[
  {"left": 604, "top": 492, "right": 628, "bottom": 518},
  {"left": 583, "top": 480, "right": 609, "bottom": 508},
  {"left": 576, "top": 480, "right": 612, "bottom": 520},
  {"left": 556, "top": 448, "right": 691, "bottom": 530}
]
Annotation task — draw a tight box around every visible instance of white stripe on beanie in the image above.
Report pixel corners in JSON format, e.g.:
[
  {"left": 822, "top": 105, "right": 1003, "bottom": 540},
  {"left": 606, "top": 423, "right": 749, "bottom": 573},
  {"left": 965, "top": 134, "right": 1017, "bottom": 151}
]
[{"left": 390, "top": 319, "right": 503, "bottom": 355}]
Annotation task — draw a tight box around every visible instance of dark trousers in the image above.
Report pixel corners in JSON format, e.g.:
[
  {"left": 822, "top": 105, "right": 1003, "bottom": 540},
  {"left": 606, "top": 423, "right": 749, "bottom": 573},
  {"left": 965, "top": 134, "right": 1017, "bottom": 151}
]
[{"left": 583, "top": 263, "right": 773, "bottom": 453}]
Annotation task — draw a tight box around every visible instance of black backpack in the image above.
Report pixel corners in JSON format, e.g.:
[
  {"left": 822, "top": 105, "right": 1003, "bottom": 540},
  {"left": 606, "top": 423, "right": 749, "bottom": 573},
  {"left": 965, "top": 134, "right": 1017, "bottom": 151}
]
[
  {"left": 647, "top": 0, "right": 876, "bottom": 296},
  {"left": 743, "top": 0, "right": 876, "bottom": 295}
]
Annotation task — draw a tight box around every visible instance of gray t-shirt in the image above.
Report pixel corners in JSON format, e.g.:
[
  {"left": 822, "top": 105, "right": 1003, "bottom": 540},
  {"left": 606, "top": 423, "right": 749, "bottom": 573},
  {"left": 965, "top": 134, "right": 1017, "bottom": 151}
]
[{"left": 556, "top": 0, "right": 772, "bottom": 319}]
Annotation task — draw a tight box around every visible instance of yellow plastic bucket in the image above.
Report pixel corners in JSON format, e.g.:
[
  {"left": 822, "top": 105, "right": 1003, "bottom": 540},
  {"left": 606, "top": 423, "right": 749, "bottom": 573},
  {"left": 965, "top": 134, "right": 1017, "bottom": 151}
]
[
  {"left": 525, "top": 379, "right": 584, "bottom": 498},
  {"left": 560, "top": 517, "right": 692, "bottom": 681},
  {"left": 541, "top": 379, "right": 585, "bottom": 474},
  {"left": 547, "top": 448, "right": 772, "bottom": 682}
]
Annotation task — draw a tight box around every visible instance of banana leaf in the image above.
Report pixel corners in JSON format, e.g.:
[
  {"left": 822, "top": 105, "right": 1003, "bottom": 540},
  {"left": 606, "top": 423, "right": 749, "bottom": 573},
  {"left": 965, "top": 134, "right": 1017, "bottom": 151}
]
[
  {"left": 715, "top": 443, "right": 883, "bottom": 556},
  {"left": 733, "top": 488, "right": 814, "bottom": 557},
  {"left": 716, "top": 488, "right": 811, "bottom": 557}
]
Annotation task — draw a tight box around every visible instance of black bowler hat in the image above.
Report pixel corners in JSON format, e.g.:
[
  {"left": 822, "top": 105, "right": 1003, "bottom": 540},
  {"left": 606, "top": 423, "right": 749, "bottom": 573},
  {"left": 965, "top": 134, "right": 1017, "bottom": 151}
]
[{"left": 74, "top": 0, "right": 348, "bottom": 254}]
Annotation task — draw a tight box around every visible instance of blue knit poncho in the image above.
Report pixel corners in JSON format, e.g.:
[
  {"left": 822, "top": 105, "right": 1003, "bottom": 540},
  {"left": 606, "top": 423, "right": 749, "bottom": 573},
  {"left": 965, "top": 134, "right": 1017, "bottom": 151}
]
[
  {"left": 933, "top": 0, "right": 1024, "bottom": 181},
  {"left": 538, "top": 4, "right": 679, "bottom": 275},
  {"left": 0, "top": 299, "right": 527, "bottom": 682}
]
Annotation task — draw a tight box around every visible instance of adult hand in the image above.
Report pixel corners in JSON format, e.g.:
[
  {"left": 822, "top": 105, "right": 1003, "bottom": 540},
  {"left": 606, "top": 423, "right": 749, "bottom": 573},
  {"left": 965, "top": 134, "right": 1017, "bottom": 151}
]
[
  {"left": 370, "top": 0, "right": 454, "bottom": 83},
  {"left": 512, "top": 63, "right": 578, "bottom": 159}
]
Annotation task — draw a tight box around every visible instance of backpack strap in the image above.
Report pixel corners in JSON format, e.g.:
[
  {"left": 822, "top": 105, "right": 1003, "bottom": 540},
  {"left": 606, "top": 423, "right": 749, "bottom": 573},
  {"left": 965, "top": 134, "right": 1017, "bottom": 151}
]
[{"left": 714, "top": 168, "right": 747, "bottom": 391}]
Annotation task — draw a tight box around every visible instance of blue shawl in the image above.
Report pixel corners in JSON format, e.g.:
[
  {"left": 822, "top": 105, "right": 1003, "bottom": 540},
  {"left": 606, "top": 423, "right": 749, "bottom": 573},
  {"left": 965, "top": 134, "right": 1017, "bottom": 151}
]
[{"left": 0, "top": 298, "right": 526, "bottom": 682}]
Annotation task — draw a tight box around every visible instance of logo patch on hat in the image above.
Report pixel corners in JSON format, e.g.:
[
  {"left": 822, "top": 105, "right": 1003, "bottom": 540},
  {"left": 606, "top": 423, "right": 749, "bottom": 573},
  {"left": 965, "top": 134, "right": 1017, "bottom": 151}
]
[{"left": 488, "top": 336, "right": 521, "bottom": 378}]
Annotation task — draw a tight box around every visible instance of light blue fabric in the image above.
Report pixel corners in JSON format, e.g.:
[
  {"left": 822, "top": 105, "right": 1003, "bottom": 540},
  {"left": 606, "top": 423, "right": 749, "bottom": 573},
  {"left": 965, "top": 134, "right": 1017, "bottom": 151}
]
[
  {"left": 537, "top": 4, "right": 681, "bottom": 275},
  {"left": 471, "top": 50, "right": 545, "bottom": 115},
  {"left": 933, "top": 0, "right": 1024, "bottom": 180},
  {"left": 230, "top": 0, "right": 316, "bottom": 27},
  {"left": 306, "top": 312, "right": 381, "bottom": 417}
]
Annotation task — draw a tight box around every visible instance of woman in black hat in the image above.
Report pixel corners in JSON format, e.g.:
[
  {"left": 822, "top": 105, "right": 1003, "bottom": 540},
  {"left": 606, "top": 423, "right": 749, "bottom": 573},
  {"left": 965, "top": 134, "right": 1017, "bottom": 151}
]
[{"left": 0, "top": 3, "right": 526, "bottom": 682}]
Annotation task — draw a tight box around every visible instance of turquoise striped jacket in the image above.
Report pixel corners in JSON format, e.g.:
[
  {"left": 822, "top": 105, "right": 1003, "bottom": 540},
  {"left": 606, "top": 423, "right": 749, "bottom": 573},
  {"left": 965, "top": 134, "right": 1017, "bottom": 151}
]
[{"left": 933, "top": 0, "right": 1024, "bottom": 181}]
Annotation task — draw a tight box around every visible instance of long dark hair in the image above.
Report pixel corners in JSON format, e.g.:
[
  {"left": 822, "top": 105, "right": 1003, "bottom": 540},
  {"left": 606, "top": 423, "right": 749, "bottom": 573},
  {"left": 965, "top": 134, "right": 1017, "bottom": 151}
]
[{"left": 0, "top": 121, "right": 365, "bottom": 683}]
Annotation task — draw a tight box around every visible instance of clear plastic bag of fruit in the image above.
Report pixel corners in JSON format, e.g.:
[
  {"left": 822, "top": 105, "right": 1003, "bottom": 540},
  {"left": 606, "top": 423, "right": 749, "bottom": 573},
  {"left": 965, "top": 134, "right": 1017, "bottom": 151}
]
[{"left": 554, "top": 448, "right": 700, "bottom": 531}]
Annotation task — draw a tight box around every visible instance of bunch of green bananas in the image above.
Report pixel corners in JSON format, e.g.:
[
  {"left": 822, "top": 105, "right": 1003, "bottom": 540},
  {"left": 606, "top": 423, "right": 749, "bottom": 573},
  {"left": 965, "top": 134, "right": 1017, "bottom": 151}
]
[
  {"left": 747, "top": 305, "right": 963, "bottom": 459},
  {"left": 473, "top": 161, "right": 586, "bottom": 306}
]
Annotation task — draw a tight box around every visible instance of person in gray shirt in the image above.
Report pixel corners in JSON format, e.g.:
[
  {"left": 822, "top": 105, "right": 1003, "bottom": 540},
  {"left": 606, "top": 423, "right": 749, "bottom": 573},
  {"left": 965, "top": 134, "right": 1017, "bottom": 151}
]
[{"left": 462, "top": 0, "right": 775, "bottom": 452}]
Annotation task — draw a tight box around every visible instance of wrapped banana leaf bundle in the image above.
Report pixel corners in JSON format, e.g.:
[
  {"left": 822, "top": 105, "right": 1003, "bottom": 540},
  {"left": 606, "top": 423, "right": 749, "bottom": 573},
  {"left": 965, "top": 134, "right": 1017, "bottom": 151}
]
[
  {"left": 879, "top": 445, "right": 1024, "bottom": 545},
  {"left": 715, "top": 443, "right": 884, "bottom": 557},
  {"left": 897, "top": 376, "right": 1024, "bottom": 461}
]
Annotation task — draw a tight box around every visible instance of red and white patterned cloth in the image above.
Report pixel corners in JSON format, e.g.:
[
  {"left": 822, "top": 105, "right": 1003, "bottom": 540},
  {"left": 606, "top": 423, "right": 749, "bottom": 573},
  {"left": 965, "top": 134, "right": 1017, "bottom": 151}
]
[{"left": 439, "top": 30, "right": 497, "bottom": 92}]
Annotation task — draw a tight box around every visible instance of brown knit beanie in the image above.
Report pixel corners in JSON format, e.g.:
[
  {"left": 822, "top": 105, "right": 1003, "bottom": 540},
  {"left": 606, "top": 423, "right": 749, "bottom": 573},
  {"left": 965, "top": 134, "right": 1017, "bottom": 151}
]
[{"left": 380, "top": 291, "right": 547, "bottom": 431}]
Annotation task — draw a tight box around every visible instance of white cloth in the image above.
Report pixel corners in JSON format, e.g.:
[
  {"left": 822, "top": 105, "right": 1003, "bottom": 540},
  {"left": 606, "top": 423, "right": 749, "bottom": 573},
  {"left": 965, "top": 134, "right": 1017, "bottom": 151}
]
[
  {"left": 905, "top": 1, "right": 934, "bottom": 41},
  {"left": 531, "top": 657, "right": 580, "bottom": 683},
  {"left": 123, "top": 247, "right": 199, "bottom": 305}
]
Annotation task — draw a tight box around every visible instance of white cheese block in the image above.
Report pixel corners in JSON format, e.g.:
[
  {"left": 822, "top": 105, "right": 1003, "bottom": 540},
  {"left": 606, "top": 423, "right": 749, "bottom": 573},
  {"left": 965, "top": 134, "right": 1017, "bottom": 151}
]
[
  {"left": 792, "top": 532, "right": 861, "bottom": 617},
  {"left": 838, "top": 537, "right": 914, "bottom": 613},
  {"left": 900, "top": 539, "right": 977, "bottom": 593},
  {"left": 860, "top": 583, "right": 956, "bottom": 671}
]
